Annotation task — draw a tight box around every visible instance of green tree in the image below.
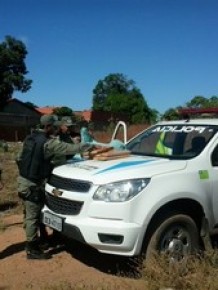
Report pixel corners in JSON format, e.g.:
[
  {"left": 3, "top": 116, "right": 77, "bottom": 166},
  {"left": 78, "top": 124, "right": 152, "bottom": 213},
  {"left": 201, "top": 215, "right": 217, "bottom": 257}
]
[
  {"left": 163, "top": 95, "right": 218, "bottom": 119},
  {"left": 186, "top": 96, "right": 208, "bottom": 108},
  {"left": 149, "top": 108, "right": 160, "bottom": 124},
  {"left": 53, "top": 106, "right": 78, "bottom": 123},
  {"left": 162, "top": 107, "right": 180, "bottom": 120},
  {"left": 0, "top": 35, "right": 32, "bottom": 106},
  {"left": 92, "top": 73, "right": 134, "bottom": 111},
  {"left": 208, "top": 95, "right": 218, "bottom": 107},
  {"left": 92, "top": 73, "right": 156, "bottom": 124},
  {"left": 185, "top": 95, "right": 218, "bottom": 109}
]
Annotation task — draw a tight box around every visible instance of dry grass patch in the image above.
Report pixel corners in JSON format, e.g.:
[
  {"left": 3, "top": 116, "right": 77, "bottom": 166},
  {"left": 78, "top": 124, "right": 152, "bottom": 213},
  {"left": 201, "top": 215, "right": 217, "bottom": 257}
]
[
  {"left": 1, "top": 139, "right": 218, "bottom": 290},
  {"left": 0, "top": 142, "right": 23, "bottom": 215},
  {"left": 0, "top": 219, "right": 6, "bottom": 232},
  {"left": 42, "top": 280, "right": 141, "bottom": 290},
  {"left": 142, "top": 250, "right": 218, "bottom": 290}
]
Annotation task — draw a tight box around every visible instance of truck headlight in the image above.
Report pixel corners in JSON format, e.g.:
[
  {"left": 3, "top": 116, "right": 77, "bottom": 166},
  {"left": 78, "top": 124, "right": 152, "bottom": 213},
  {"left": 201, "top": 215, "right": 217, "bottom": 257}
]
[{"left": 93, "top": 178, "right": 150, "bottom": 202}]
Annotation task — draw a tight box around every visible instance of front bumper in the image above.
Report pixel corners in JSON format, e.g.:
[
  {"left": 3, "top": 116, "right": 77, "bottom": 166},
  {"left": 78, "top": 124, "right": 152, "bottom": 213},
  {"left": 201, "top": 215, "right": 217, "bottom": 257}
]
[{"left": 41, "top": 208, "right": 142, "bottom": 256}]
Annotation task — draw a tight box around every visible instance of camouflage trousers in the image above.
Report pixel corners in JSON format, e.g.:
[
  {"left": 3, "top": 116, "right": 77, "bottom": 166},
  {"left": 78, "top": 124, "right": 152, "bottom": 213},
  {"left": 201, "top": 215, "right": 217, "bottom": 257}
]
[
  {"left": 17, "top": 176, "right": 47, "bottom": 243},
  {"left": 22, "top": 199, "right": 44, "bottom": 242}
]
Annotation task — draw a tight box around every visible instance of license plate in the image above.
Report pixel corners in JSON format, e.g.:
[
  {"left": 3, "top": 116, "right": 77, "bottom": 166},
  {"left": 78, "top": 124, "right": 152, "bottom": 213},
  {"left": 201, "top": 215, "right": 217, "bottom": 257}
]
[{"left": 43, "top": 211, "right": 63, "bottom": 232}]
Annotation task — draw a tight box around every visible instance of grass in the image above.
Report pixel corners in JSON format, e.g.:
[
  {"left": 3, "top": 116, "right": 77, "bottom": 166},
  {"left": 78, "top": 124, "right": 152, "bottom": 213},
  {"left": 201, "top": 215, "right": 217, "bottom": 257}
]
[
  {"left": 39, "top": 251, "right": 218, "bottom": 290},
  {"left": 0, "top": 143, "right": 22, "bottom": 215},
  {"left": 42, "top": 281, "right": 127, "bottom": 290},
  {"left": 0, "top": 219, "right": 6, "bottom": 232},
  {"left": 1, "top": 137, "right": 218, "bottom": 290},
  {"left": 141, "top": 251, "right": 218, "bottom": 290}
]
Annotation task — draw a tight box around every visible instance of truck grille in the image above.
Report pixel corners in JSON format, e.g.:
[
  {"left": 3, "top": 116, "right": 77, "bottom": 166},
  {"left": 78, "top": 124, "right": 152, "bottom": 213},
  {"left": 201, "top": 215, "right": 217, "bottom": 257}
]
[
  {"left": 48, "top": 174, "right": 92, "bottom": 192},
  {"left": 45, "top": 192, "right": 83, "bottom": 215}
]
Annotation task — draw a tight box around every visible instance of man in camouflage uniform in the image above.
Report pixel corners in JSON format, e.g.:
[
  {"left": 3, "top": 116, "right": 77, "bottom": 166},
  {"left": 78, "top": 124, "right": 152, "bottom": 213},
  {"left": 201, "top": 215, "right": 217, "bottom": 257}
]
[
  {"left": 17, "top": 114, "right": 93, "bottom": 260},
  {"left": 57, "top": 116, "right": 75, "bottom": 144}
]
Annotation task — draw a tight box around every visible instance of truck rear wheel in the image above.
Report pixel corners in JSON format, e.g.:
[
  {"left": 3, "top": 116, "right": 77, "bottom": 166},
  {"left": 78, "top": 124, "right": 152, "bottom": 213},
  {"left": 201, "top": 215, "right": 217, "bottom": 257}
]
[{"left": 144, "top": 213, "right": 200, "bottom": 262}]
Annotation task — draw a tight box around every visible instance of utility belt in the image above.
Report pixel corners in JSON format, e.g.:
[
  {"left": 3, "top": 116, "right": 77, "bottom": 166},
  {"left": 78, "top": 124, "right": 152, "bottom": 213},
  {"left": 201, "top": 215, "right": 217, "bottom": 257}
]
[{"left": 18, "top": 186, "right": 45, "bottom": 203}]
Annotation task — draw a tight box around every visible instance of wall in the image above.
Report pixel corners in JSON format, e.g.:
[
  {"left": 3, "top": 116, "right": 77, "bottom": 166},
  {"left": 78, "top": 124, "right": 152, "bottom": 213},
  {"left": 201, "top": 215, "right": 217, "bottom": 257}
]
[{"left": 0, "top": 99, "right": 41, "bottom": 141}]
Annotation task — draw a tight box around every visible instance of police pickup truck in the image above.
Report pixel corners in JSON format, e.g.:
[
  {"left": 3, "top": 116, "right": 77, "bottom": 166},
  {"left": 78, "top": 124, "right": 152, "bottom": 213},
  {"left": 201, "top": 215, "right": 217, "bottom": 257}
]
[{"left": 42, "top": 119, "right": 218, "bottom": 259}]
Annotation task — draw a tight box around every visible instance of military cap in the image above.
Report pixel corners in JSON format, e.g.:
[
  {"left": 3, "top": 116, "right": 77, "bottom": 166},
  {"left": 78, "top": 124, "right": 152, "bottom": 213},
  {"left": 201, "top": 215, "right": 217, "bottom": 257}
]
[
  {"left": 40, "top": 114, "right": 58, "bottom": 126},
  {"left": 60, "top": 116, "right": 73, "bottom": 126}
]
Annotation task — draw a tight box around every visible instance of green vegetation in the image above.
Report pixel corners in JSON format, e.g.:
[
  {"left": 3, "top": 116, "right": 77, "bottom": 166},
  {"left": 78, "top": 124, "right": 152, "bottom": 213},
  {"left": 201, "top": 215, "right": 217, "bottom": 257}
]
[
  {"left": 0, "top": 35, "right": 218, "bottom": 124},
  {"left": 53, "top": 106, "right": 74, "bottom": 117},
  {"left": 186, "top": 95, "right": 218, "bottom": 108},
  {"left": 0, "top": 35, "right": 32, "bottom": 107},
  {"left": 53, "top": 106, "right": 84, "bottom": 124},
  {"left": 142, "top": 252, "right": 218, "bottom": 290},
  {"left": 1, "top": 34, "right": 218, "bottom": 290},
  {"left": 1, "top": 140, "right": 218, "bottom": 290},
  {"left": 162, "top": 95, "right": 218, "bottom": 120},
  {"left": 92, "top": 73, "right": 158, "bottom": 124},
  {"left": 0, "top": 142, "right": 22, "bottom": 215}
]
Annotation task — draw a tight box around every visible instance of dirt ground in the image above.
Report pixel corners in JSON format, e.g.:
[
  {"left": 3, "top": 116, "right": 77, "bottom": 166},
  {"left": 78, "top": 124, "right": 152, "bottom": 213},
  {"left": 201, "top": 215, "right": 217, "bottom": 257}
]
[
  {"left": 0, "top": 213, "right": 147, "bottom": 290},
  {"left": 0, "top": 143, "right": 148, "bottom": 290}
]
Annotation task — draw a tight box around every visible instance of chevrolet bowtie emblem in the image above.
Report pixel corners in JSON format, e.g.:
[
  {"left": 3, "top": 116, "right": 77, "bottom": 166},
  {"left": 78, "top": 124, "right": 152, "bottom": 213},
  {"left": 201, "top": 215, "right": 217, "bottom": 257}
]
[{"left": 52, "top": 188, "right": 63, "bottom": 197}]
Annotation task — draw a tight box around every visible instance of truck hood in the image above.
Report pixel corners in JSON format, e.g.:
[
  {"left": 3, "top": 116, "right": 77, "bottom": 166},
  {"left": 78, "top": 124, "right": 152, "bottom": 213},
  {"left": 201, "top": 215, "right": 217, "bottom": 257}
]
[{"left": 52, "top": 155, "right": 187, "bottom": 184}]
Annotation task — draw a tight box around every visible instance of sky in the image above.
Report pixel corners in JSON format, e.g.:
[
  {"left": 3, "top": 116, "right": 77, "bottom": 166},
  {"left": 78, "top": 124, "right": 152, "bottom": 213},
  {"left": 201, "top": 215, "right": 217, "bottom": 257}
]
[{"left": 0, "top": 0, "right": 218, "bottom": 114}]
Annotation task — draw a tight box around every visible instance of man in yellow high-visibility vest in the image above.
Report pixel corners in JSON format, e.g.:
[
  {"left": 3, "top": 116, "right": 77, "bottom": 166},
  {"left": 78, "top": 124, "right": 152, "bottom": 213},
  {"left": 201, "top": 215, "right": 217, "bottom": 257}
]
[{"left": 155, "top": 132, "right": 172, "bottom": 155}]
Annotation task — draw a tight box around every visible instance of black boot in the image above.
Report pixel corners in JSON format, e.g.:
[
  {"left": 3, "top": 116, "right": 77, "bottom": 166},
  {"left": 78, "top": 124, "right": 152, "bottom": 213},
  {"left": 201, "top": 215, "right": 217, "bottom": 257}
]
[
  {"left": 38, "top": 223, "right": 50, "bottom": 250},
  {"left": 49, "top": 230, "right": 64, "bottom": 248},
  {"left": 37, "top": 236, "right": 50, "bottom": 251},
  {"left": 26, "top": 241, "right": 52, "bottom": 260}
]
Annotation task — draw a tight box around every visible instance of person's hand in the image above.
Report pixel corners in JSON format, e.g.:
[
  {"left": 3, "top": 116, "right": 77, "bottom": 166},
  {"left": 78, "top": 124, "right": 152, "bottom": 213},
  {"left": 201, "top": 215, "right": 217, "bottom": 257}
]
[
  {"left": 82, "top": 145, "right": 113, "bottom": 159},
  {"left": 80, "top": 143, "right": 95, "bottom": 152},
  {"left": 79, "top": 144, "right": 94, "bottom": 159},
  {"left": 89, "top": 146, "right": 113, "bottom": 157}
]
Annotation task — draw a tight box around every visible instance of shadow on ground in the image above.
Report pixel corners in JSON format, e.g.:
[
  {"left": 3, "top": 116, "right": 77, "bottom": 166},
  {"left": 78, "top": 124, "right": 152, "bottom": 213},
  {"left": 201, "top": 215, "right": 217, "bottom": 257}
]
[
  {"left": 62, "top": 238, "right": 143, "bottom": 278},
  {"left": 0, "top": 241, "right": 25, "bottom": 259},
  {"left": 0, "top": 201, "right": 18, "bottom": 212},
  {"left": 0, "top": 222, "right": 143, "bottom": 277}
]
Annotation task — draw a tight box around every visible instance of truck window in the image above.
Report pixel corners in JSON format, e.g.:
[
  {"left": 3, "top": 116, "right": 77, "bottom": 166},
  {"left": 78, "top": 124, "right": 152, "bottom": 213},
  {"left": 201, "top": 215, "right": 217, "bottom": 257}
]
[{"left": 127, "top": 124, "right": 218, "bottom": 159}]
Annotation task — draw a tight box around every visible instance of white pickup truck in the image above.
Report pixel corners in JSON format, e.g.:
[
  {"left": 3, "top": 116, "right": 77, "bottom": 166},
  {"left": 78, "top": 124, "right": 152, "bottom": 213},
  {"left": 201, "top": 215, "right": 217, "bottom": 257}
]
[{"left": 42, "top": 119, "right": 218, "bottom": 259}]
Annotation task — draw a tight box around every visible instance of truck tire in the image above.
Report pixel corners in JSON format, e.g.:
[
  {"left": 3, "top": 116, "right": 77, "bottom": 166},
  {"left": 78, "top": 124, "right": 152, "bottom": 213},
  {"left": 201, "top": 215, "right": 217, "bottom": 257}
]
[{"left": 144, "top": 213, "right": 200, "bottom": 261}]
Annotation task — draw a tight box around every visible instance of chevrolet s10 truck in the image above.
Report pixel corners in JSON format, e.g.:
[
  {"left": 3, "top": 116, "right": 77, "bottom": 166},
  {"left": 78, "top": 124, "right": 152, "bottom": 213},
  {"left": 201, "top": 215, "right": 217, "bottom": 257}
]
[{"left": 42, "top": 119, "right": 218, "bottom": 259}]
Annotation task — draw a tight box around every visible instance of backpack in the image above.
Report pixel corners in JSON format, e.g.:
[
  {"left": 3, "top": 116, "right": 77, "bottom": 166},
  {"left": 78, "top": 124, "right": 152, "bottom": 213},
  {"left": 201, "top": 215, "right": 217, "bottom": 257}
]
[{"left": 17, "top": 131, "right": 52, "bottom": 182}]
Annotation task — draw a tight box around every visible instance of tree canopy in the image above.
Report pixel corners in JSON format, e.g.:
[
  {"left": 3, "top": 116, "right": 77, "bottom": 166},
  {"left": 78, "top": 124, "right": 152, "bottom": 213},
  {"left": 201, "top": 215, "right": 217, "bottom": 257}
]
[
  {"left": 53, "top": 106, "right": 82, "bottom": 123},
  {"left": 161, "top": 107, "right": 180, "bottom": 120},
  {"left": 186, "top": 95, "right": 218, "bottom": 108},
  {"left": 53, "top": 106, "right": 74, "bottom": 117},
  {"left": 92, "top": 73, "right": 157, "bottom": 124},
  {"left": 0, "top": 35, "right": 32, "bottom": 106},
  {"left": 161, "top": 95, "right": 218, "bottom": 120}
]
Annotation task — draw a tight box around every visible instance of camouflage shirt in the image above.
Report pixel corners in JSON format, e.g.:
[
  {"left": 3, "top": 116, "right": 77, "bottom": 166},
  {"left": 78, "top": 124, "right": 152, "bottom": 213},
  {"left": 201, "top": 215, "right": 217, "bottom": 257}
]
[
  {"left": 44, "top": 136, "right": 88, "bottom": 167},
  {"left": 17, "top": 134, "right": 92, "bottom": 190}
]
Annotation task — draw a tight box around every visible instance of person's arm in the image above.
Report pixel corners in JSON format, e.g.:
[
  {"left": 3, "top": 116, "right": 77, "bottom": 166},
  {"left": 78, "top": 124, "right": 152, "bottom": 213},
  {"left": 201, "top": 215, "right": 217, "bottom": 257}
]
[
  {"left": 44, "top": 138, "right": 93, "bottom": 164},
  {"left": 0, "top": 169, "right": 3, "bottom": 190}
]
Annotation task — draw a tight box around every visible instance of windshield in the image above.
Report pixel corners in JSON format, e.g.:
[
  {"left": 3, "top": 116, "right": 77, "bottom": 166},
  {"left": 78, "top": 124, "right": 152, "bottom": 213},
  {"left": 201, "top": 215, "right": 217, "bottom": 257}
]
[{"left": 126, "top": 124, "right": 218, "bottom": 159}]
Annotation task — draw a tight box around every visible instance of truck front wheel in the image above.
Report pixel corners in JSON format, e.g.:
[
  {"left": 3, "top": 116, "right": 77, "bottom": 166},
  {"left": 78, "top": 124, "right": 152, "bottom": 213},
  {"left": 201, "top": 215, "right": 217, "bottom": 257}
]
[{"left": 144, "top": 214, "right": 200, "bottom": 261}]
